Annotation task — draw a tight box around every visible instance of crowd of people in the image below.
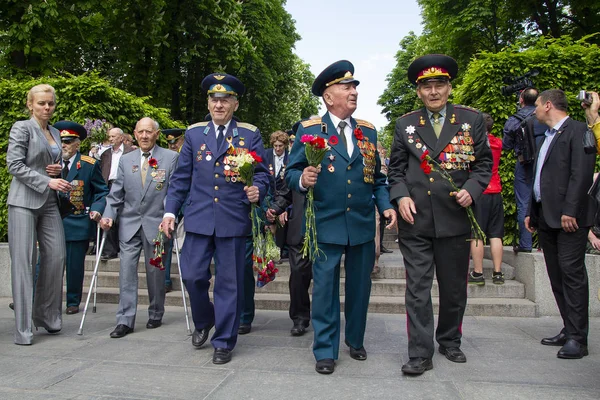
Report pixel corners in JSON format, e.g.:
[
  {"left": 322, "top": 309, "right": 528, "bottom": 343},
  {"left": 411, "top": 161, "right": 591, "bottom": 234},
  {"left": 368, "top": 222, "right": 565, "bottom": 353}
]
[{"left": 6, "top": 54, "right": 600, "bottom": 375}]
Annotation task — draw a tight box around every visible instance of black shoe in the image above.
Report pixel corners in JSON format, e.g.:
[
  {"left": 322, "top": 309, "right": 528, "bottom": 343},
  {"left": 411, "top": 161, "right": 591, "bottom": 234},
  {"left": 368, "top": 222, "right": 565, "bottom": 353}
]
[
  {"left": 345, "top": 339, "right": 367, "bottom": 360},
  {"left": 192, "top": 323, "right": 214, "bottom": 348},
  {"left": 146, "top": 319, "right": 162, "bottom": 329},
  {"left": 9, "top": 303, "right": 14, "bottom": 310},
  {"left": 380, "top": 246, "right": 393, "bottom": 254},
  {"left": 110, "top": 324, "right": 133, "bottom": 338},
  {"left": 101, "top": 253, "right": 118, "bottom": 261},
  {"left": 401, "top": 357, "right": 433, "bottom": 375},
  {"left": 557, "top": 339, "right": 588, "bottom": 359},
  {"left": 165, "top": 282, "right": 173, "bottom": 293},
  {"left": 66, "top": 306, "right": 79, "bottom": 315},
  {"left": 238, "top": 323, "right": 251, "bottom": 335},
  {"left": 290, "top": 321, "right": 309, "bottom": 336},
  {"left": 213, "top": 348, "right": 232, "bottom": 364},
  {"left": 45, "top": 328, "right": 61, "bottom": 334},
  {"left": 86, "top": 244, "right": 97, "bottom": 255},
  {"left": 513, "top": 245, "right": 532, "bottom": 254},
  {"left": 439, "top": 346, "right": 467, "bottom": 363},
  {"left": 315, "top": 358, "right": 335, "bottom": 374},
  {"left": 541, "top": 332, "right": 567, "bottom": 346}
]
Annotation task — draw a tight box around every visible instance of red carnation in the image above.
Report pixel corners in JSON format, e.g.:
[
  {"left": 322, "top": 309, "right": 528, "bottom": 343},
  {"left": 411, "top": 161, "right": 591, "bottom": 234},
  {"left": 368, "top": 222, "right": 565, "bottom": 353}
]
[
  {"left": 311, "top": 136, "right": 327, "bottom": 149},
  {"left": 354, "top": 127, "right": 364, "bottom": 140},
  {"left": 420, "top": 160, "right": 432, "bottom": 175},
  {"left": 420, "top": 150, "right": 430, "bottom": 161},
  {"left": 328, "top": 136, "right": 339, "bottom": 145},
  {"left": 249, "top": 151, "right": 263, "bottom": 163},
  {"left": 148, "top": 157, "right": 158, "bottom": 168}
]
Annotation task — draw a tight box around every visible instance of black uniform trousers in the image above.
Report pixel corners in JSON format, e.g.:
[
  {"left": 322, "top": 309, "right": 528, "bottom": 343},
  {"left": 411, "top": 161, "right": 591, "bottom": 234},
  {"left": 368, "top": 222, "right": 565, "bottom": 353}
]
[
  {"left": 537, "top": 206, "right": 589, "bottom": 345},
  {"left": 398, "top": 231, "right": 470, "bottom": 359},
  {"left": 287, "top": 241, "right": 312, "bottom": 325}
]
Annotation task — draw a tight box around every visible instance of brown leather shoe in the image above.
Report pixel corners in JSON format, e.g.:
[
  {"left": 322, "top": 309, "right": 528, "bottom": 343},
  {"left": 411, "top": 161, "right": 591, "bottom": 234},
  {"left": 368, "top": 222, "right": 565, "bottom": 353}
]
[{"left": 66, "top": 306, "right": 79, "bottom": 315}]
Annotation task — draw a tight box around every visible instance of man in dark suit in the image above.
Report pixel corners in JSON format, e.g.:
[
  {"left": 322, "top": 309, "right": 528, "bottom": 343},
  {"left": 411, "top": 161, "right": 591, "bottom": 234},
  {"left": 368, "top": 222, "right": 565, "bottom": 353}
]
[
  {"left": 388, "top": 54, "right": 493, "bottom": 375},
  {"left": 525, "top": 89, "right": 596, "bottom": 359},
  {"left": 55, "top": 121, "right": 109, "bottom": 315},
  {"left": 161, "top": 73, "right": 269, "bottom": 365},
  {"left": 264, "top": 131, "right": 290, "bottom": 256},
  {"left": 286, "top": 60, "right": 397, "bottom": 374},
  {"left": 99, "top": 127, "right": 134, "bottom": 260}
]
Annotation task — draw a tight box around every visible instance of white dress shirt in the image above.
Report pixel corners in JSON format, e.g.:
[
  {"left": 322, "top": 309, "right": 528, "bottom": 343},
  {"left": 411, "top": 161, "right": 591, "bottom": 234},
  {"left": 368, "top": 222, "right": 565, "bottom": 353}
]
[{"left": 108, "top": 144, "right": 124, "bottom": 181}]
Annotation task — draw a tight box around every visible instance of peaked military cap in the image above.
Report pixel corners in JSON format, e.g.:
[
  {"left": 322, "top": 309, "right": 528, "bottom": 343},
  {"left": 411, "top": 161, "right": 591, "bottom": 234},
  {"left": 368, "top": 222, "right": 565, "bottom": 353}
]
[
  {"left": 163, "top": 128, "right": 185, "bottom": 144},
  {"left": 54, "top": 120, "right": 87, "bottom": 142},
  {"left": 312, "top": 60, "right": 360, "bottom": 96},
  {"left": 201, "top": 73, "right": 245, "bottom": 97},
  {"left": 407, "top": 54, "right": 458, "bottom": 85}
]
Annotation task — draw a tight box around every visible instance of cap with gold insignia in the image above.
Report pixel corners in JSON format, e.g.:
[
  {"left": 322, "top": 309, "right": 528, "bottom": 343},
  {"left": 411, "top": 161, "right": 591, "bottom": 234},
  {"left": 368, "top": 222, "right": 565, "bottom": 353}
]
[
  {"left": 201, "top": 73, "right": 245, "bottom": 98},
  {"left": 407, "top": 54, "right": 458, "bottom": 85},
  {"left": 54, "top": 120, "right": 87, "bottom": 142},
  {"left": 162, "top": 128, "right": 185, "bottom": 144},
  {"left": 312, "top": 60, "right": 360, "bottom": 96}
]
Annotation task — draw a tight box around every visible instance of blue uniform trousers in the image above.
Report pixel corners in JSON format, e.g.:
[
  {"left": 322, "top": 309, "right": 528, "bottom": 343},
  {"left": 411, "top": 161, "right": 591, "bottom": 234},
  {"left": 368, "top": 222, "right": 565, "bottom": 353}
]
[
  {"left": 515, "top": 162, "right": 533, "bottom": 250},
  {"left": 312, "top": 240, "right": 374, "bottom": 361},
  {"left": 65, "top": 240, "right": 89, "bottom": 307},
  {"left": 180, "top": 232, "right": 246, "bottom": 350},
  {"left": 240, "top": 236, "right": 255, "bottom": 325}
]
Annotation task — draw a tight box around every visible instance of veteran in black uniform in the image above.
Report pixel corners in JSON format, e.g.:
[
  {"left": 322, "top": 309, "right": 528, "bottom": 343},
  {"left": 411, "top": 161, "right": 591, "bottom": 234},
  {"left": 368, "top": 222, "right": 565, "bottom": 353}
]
[
  {"left": 55, "top": 121, "right": 109, "bottom": 315},
  {"left": 387, "top": 55, "right": 492, "bottom": 375},
  {"left": 286, "top": 60, "right": 396, "bottom": 374}
]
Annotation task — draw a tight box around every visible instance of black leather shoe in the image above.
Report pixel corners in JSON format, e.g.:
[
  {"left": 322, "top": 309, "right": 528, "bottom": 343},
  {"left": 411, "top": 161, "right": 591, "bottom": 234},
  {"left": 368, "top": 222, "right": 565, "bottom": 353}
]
[
  {"left": 66, "top": 306, "right": 79, "bottom": 315},
  {"left": 401, "top": 357, "right": 433, "bottom": 375},
  {"left": 345, "top": 339, "right": 367, "bottom": 360},
  {"left": 557, "top": 339, "right": 588, "bottom": 359},
  {"left": 192, "top": 323, "right": 214, "bottom": 348},
  {"left": 439, "top": 346, "right": 467, "bottom": 363},
  {"left": 513, "top": 245, "right": 532, "bottom": 254},
  {"left": 101, "top": 253, "right": 118, "bottom": 261},
  {"left": 290, "top": 321, "right": 308, "bottom": 336},
  {"left": 238, "top": 323, "right": 251, "bottom": 335},
  {"left": 45, "top": 328, "right": 61, "bottom": 334},
  {"left": 315, "top": 358, "right": 335, "bottom": 374},
  {"left": 165, "top": 282, "right": 173, "bottom": 293},
  {"left": 146, "top": 319, "right": 162, "bottom": 329},
  {"left": 380, "top": 246, "right": 393, "bottom": 254},
  {"left": 541, "top": 332, "right": 567, "bottom": 346},
  {"left": 213, "top": 348, "right": 232, "bottom": 364},
  {"left": 110, "top": 324, "right": 133, "bottom": 338},
  {"left": 9, "top": 302, "right": 14, "bottom": 310}
]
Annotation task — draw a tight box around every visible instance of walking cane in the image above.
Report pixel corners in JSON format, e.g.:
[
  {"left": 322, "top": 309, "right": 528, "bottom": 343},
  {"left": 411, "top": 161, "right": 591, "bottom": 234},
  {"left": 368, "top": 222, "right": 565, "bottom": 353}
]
[
  {"left": 77, "top": 230, "right": 107, "bottom": 335},
  {"left": 93, "top": 223, "right": 100, "bottom": 313},
  {"left": 173, "top": 233, "right": 192, "bottom": 335}
]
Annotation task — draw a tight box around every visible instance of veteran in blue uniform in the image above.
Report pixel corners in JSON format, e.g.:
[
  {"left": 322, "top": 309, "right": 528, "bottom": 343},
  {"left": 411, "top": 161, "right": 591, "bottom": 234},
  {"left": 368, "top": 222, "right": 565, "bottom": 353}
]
[
  {"left": 161, "top": 73, "right": 269, "bottom": 365},
  {"left": 388, "top": 55, "right": 492, "bottom": 375},
  {"left": 55, "top": 121, "right": 109, "bottom": 315},
  {"left": 286, "top": 60, "right": 397, "bottom": 374}
]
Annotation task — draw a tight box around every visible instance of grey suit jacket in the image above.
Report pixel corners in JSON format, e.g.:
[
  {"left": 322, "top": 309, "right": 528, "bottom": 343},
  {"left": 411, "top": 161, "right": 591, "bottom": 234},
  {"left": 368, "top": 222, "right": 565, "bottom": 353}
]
[
  {"left": 103, "top": 146, "right": 179, "bottom": 243},
  {"left": 7, "top": 118, "right": 62, "bottom": 209}
]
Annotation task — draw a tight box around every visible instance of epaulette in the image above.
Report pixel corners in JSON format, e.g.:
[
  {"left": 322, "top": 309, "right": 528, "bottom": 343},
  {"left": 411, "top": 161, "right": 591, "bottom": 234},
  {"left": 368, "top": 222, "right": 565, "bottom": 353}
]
[
  {"left": 80, "top": 155, "right": 96, "bottom": 165},
  {"left": 301, "top": 118, "right": 321, "bottom": 128},
  {"left": 355, "top": 119, "right": 375, "bottom": 130},
  {"left": 188, "top": 121, "right": 209, "bottom": 129},
  {"left": 237, "top": 122, "right": 258, "bottom": 132},
  {"left": 454, "top": 105, "right": 480, "bottom": 114},
  {"left": 400, "top": 110, "right": 421, "bottom": 119}
]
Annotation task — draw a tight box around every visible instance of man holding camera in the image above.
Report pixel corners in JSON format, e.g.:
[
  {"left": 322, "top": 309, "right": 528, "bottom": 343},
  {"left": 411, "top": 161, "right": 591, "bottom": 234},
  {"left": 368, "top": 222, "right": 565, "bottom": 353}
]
[
  {"left": 502, "top": 87, "right": 546, "bottom": 253},
  {"left": 525, "top": 89, "right": 596, "bottom": 359}
]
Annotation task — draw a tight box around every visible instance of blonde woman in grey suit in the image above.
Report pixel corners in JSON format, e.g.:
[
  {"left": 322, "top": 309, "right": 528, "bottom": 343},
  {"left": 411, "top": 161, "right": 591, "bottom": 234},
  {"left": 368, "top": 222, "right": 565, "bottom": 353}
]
[{"left": 7, "top": 84, "right": 72, "bottom": 345}]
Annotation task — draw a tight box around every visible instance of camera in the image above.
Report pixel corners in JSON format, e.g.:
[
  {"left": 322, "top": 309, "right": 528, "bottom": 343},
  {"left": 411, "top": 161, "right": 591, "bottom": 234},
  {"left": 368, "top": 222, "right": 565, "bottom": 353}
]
[
  {"left": 501, "top": 69, "right": 539, "bottom": 96},
  {"left": 577, "top": 90, "right": 593, "bottom": 105}
]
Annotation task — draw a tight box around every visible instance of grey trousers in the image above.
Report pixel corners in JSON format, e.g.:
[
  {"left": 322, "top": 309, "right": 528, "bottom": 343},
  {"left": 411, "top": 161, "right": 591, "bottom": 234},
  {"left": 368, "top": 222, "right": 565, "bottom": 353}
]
[
  {"left": 115, "top": 227, "right": 166, "bottom": 328},
  {"left": 9, "top": 195, "right": 66, "bottom": 345}
]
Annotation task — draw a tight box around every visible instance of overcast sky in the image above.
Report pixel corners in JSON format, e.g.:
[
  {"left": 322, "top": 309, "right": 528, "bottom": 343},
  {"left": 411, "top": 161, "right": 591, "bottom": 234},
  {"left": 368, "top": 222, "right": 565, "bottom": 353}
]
[{"left": 284, "top": 0, "right": 423, "bottom": 129}]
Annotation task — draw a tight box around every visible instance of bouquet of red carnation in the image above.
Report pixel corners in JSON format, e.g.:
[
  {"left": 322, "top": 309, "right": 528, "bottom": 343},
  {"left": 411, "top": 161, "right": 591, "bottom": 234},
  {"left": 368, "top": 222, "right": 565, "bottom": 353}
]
[
  {"left": 299, "top": 134, "right": 330, "bottom": 261},
  {"left": 256, "top": 260, "right": 279, "bottom": 287},
  {"left": 420, "top": 150, "right": 486, "bottom": 243},
  {"left": 149, "top": 228, "right": 166, "bottom": 270}
]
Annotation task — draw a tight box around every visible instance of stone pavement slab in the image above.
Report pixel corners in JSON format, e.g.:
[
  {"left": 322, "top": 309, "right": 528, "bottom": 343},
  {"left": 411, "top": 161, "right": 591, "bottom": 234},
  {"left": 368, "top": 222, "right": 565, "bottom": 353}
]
[{"left": 0, "top": 298, "right": 599, "bottom": 399}]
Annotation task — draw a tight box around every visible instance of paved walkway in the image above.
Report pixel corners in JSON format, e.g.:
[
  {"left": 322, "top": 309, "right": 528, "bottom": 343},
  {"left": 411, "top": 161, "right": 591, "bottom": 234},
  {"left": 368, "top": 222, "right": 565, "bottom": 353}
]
[{"left": 0, "top": 299, "right": 599, "bottom": 399}]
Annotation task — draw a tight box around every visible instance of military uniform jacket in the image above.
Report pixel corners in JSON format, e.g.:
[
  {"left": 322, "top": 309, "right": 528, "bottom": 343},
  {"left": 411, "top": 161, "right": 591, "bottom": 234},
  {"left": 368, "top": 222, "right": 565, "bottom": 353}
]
[
  {"left": 388, "top": 104, "right": 492, "bottom": 238},
  {"left": 264, "top": 148, "right": 289, "bottom": 194},
  {"left": 285, "top": 112, "right": 393, "bottom": 246},
  {"left": 165, "top": 120, "right": 269, "bottom": 238},
  {"left": 63, "top": 153, "right": 109, "bottom": 241}
]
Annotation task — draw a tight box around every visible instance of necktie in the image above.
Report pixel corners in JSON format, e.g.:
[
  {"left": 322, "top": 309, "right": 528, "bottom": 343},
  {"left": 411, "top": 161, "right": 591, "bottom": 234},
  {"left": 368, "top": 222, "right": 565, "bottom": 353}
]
[
  {"left": 338, "top": 121, "right": 348, "bottom": 154},
  {"left": 62, "top": 160, "right": 70, "bottom": 179},
  {"left": 141, "top": 152, "right": 150, "bottom": 187},
  {"left": 217, "top": 125, "right": 225, "bottom": 149},
  {"left": 432, "top": 112, "right": 442, "bottom": 137}
]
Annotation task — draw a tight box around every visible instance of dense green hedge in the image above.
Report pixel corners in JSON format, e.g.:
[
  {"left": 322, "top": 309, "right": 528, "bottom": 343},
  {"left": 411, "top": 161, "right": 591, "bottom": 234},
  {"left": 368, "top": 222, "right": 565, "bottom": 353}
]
[
  {"left": 0, "top": 72, "right": 185, "bottom": 240},
  {"left": 454, "top": 35, "right": 600, "bottom": 246}
]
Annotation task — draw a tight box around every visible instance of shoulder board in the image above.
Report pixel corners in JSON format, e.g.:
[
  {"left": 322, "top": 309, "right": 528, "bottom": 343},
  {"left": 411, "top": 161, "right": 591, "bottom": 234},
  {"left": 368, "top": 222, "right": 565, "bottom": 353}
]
[
  {"left": 355, "top": 119, "right": 375, "bottom": 130},
  {"left": 301, "top": 118, "right": 322, "bottom": 128},
  {"left": 454, "top": 105, "right": 479, "bottom": 114},
  {"left": 400, "top": 110, "right": 421, "bottom": 119},
  {"left": 80, "top": 155, "right": 96, "bottom": 165},
  {"left": 236, "top": 122, "right": 258, "bottom": 132},
  {"left": 188, "top": 121, "right": 209, "bottom": 129}
]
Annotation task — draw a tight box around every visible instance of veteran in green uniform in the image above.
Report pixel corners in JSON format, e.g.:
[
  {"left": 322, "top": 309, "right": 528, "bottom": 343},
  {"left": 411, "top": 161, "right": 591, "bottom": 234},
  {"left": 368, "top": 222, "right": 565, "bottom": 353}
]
[
  {"left": 55, "top": 121, "right": 109, "bottom": 315},
  {"left": 388, "top": 55, "right": 492, "bottom": 375},
  {"left": 286, "top": 60, "right": 396, "bottom": 374}
]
